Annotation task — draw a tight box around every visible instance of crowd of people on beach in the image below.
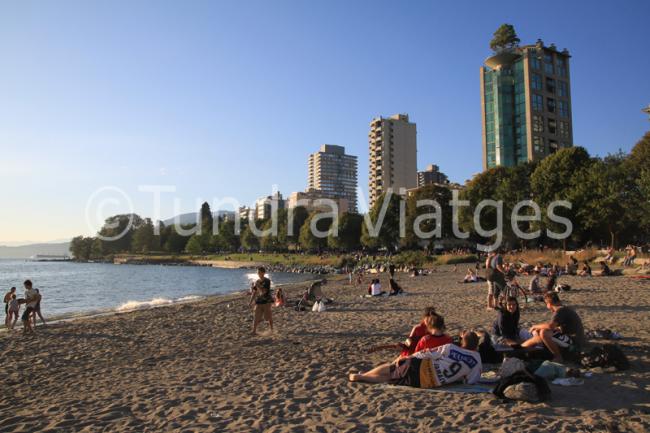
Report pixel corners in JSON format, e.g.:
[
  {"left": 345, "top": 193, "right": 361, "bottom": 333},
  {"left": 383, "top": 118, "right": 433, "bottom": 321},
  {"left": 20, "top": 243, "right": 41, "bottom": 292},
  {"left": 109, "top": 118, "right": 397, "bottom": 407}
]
[
  {"left": 3, "top": 280, "right": 46, "bottom": 333},
  {"left": 349, "top": 290, "right": 585, "bottom": 390}
]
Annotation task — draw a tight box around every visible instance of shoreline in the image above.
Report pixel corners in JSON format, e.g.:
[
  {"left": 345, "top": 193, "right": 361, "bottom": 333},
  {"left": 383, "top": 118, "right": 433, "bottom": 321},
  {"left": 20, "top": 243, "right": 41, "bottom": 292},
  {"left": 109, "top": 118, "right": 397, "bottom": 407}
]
[{"left": 0, "top": 274, "right": 326, "bottom": 334}]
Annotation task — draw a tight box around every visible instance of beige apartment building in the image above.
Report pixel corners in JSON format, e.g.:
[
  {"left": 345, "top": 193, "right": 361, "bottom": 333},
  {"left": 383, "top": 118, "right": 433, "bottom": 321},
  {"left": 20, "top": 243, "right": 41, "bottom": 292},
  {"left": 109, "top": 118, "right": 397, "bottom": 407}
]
[
  {"left": 287, "top": 190, "right": 349, "bottom": 215},
  {"left": 368, "top": 114, "right": 417, "bottom": 207},
  {"left": 480, "top": 39, "right": 573, "bottom": 169},
  {"left": 307, "top": 144, "right": 358, "bottom": 213}
]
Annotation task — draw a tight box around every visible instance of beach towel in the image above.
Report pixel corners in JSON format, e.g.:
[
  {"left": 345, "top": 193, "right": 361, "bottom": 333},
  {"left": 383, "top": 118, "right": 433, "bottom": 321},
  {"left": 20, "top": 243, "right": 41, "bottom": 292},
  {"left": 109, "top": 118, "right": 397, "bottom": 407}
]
[{"left": 379, "top": 383, "right": 493, "bottom": 394}]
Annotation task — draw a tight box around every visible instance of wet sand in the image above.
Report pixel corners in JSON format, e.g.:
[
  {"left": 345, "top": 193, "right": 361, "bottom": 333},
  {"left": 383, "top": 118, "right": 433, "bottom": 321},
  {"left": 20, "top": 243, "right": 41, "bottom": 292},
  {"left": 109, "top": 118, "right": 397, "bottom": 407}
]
[{"left": 1, "top": 267, "right": 649, "bottom": 432}]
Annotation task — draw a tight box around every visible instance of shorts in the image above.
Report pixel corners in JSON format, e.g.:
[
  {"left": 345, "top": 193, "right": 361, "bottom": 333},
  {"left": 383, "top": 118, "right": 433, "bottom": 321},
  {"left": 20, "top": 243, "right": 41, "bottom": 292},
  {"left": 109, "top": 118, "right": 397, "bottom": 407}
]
[
  {"left": 22, "top": 306, "right": 34, "bottom": 322},
  {"left": 487, "top": 280, "right": 503, "bottom": 297},
  {"left": 254, "top": 303, "right": 272, "bottom": 322},
  {"left": 551, "top": 332, "right": 572, "bottom": 348},
  {"left": 389, "top": 357, "right": 439, "bottom": 389}
]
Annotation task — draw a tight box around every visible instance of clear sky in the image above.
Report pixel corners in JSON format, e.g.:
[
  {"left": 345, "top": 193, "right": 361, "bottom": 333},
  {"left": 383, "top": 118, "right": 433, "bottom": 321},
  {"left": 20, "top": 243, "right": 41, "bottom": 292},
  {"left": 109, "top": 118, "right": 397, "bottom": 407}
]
[{"left": 1, "top": 0, "right": 649, "bottom": 243}]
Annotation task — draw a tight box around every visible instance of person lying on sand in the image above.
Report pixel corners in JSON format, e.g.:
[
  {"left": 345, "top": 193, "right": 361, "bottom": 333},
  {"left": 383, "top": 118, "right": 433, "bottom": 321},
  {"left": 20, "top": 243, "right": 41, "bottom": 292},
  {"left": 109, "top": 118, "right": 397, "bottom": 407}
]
[
  {"left": 349, "top": 331, "right": 482, "bottom": 388},
  {"left": 519, "top": 293, "right": 585, "bottom": 363}
]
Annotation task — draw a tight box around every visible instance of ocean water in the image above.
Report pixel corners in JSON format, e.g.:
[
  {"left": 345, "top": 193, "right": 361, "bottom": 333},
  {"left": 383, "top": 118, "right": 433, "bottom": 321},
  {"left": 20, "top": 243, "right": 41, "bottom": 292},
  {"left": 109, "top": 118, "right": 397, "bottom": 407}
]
[{"left": 0, "top": 260, "right": 316, "bottom": 320}]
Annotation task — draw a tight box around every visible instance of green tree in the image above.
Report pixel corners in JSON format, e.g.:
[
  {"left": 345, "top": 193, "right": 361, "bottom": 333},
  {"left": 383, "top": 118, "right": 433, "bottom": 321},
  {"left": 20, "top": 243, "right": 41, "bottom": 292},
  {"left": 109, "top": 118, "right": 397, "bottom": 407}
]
[
  {"left": 240, "top": 225, "right": 260, "bottom": 251},
  {"left": 287, "top": 206, "right": 309, "bottom": 248},
  {"left": 531, "top": 147, "right": 592, "bottom": 248},
  {"left": 185, "top": 234, "right": 204, "bottom": 254},
  {"left": 131, "top": 218, "right": 157, "bottom": 253},
  {"left": 628, "top": 131, "right": 650, "bottom": 233},
  {"left": 573, "top": 154, "right": 633, "bottom": 248},
  {"left": 402, "top": 184, "right": 453, "bottom": 249},
  {"left": 98, "top": 214, "right": 144, "bottom": 253},
  {"left": 216, "top": 219, "right": 241, "bottom": 252},
  {"left": 90, "top": 238, "right": 104, "bottom": 259},
  {"left": 361, "top": 192, "right": 401, "bottom": 250},
  {"left": 69, "top": 236, "right": 93, "bottom": 260},
  {"left": 328, "top": 212, "right": 363, "bottom": 251},
  {"left": 490, "top": 24, "right": 520, "bottom": 52},
  {"left": 199, "top": 202, "right": 213, "bottom": 235},
  {"left": 300, "top": 212, "right": 332, "bottom": 251},
  {"left": 163, "top": 225, "right": 193, "bottom": 253}
]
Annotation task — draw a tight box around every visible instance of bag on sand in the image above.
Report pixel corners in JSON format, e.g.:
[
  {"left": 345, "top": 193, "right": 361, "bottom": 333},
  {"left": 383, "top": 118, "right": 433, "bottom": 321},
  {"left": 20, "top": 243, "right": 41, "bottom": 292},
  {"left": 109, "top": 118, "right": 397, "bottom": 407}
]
[
  {"left": 580, "top": 344, "right": 630, "bottom": 370},
  {"left": 493, "top": 370, "right": 551, "bottom": 403},
  {"left": 312, "top": 301, "right": 327, "bottom": 312}
]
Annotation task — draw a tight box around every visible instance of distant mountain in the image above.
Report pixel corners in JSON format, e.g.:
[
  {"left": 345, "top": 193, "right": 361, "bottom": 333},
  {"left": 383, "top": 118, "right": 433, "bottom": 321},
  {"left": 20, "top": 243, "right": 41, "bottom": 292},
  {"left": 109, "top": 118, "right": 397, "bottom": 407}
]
[
  {"left": 0, "top": 242, "right": 71, "bottom": 259},
  {"left": 162, "top": 211, "right": 236, "bottom": 226}
]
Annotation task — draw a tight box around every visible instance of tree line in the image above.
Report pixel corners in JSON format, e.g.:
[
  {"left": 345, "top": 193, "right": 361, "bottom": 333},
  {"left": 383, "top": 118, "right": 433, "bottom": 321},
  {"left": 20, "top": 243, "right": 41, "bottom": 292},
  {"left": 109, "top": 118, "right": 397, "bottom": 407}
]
[{"left": 70, "top": 132, "right": 650, "bottom": 260}]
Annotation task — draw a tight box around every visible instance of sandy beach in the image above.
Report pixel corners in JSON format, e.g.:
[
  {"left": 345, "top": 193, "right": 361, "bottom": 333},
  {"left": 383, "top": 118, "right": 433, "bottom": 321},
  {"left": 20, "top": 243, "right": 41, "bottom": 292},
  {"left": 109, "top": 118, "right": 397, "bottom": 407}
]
[{"left": 1, "top": 267, "right": 649, "bottom": 432}]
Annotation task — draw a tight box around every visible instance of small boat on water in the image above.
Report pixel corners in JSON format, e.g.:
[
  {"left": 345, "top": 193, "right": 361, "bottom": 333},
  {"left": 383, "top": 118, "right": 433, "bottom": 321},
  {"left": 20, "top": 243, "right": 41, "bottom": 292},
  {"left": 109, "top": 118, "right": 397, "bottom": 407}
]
[{"left": 28, "top": 254, "right": 71, "bottom": 262}]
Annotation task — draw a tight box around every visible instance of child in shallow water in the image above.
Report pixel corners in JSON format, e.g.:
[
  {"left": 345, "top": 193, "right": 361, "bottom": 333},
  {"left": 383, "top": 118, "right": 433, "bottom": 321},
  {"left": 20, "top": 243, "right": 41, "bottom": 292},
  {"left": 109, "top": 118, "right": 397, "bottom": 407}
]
[
  {"left": 274, "top": 287, "right": 286, "bottom": 307},
  {"left": 7, "top": 294, "right": 20, "bottom": 329}
]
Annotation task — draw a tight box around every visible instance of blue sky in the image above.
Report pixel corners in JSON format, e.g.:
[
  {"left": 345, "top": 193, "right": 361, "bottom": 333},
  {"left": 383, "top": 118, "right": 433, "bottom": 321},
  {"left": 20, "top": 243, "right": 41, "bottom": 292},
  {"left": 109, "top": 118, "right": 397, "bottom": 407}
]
[{"left": 1, "top": 0, "right": 649, "bottom": 243}]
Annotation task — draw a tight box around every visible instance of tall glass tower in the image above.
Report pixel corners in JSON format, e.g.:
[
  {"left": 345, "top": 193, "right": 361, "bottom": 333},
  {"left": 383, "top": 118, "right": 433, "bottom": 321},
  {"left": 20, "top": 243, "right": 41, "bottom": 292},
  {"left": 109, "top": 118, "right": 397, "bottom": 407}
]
[{"left": 481, "top": 39, "right": 573, "bottom": 169}]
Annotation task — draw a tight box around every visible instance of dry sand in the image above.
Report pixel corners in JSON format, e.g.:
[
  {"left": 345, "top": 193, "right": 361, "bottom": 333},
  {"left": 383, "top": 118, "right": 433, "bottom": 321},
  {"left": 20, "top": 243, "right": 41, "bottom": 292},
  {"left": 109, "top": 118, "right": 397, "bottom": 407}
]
[{"left": 1, "top": 267, "right": 649, "bottom": 432}]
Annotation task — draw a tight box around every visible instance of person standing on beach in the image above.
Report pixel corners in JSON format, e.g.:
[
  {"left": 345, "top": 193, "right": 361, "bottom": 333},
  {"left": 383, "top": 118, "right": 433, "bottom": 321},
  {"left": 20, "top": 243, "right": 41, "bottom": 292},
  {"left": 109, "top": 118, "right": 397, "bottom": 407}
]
[
  {"left": 21, "top": 280, "right": 40, "bottom": 335},
  {"left": 31, "top": 288, "right": 46, "bottom": 326},
  {"left": 249, "top": 267, "right": 273, "bottom": 335},
  {"left": 4, "top": 287, "right": 16, "bottom": 326},
  {"left": 485, "top": 251, "right": 506, "bottom": 310}
]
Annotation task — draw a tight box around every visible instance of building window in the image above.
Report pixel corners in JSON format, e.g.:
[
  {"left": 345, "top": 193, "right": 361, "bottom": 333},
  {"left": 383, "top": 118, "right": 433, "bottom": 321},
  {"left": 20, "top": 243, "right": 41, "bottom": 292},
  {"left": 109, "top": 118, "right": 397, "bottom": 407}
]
[
  {"left": 548, "top": 118, "right": 557, "bottom": 135},
  {"left": 557, "top": 57, "right": 568, "bottom": 77},
  {"left": 559, "top": 121, "right": 570, "bottom": 138},
  {"left": 531, "top": 57, "right": 541, "bottom": 70},
  {"left": 532, "top": 115, "right": 544, "bottom": 133},
  {"left": 558, "top": 81, "right": 568, "bottom": 97},
  {"left": 547, "top": 98, "right": 556, "bottom": 113},
  {"left": 559, "top": 101, "right": 569, "bottom": 117},
  {"left": 545, "top": 61, "right": 554, "bottom": 75},
  {"left": 549, "top": 140, "right": 559, "bottom": 153},
  {"left": 533, "top": 135, "right": 545, "bottom": 153},
  {"left": 544, "top": 53, "right": 553, "bottom": 63},
  {"left": 546, "top": 77, "right": 556, "bottom": 93},
  {"left": 532, "top": 94, "right": 544, "bottom": 111},
  {"left": 531, "top": 73, "right": 543, "bottom": 90}
]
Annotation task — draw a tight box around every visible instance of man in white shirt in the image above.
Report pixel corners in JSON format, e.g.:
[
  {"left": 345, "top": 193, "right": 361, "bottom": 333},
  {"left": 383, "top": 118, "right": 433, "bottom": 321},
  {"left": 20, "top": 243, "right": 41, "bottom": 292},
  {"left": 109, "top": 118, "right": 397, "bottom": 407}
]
[
  {"left": 348, "top": 331, "right": 482, "bottom": 388},
  {"left": 21, "top": 280, "right": 40, "bottom": 334}
]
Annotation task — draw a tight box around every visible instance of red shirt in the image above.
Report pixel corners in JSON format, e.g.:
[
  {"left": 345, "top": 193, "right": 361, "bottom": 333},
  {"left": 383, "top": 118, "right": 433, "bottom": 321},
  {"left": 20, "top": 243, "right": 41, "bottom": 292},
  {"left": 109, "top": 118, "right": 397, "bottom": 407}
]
[
  {"left": 401, "top": 323, "right": 430, "bottom": 356},
  {"left": 414, "top": 334, "right": 453, "bottom": 353}
]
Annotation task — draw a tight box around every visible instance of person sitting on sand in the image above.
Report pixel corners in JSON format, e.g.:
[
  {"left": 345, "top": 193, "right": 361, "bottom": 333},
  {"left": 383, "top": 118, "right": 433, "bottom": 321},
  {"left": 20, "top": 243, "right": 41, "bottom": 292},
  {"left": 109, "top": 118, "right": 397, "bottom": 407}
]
[
  {"left": 349, "top": 331, "right": 482, "bottom": 388},
  {"left": 520, "top": 292, "right": 585, "bottom": 362},
  {"left": 388, "top": 278, "right": 403, "bottom": 296},
  {"left": 367, "top": 307, "right": 437, "bottom": 357},
  {"left": 545, "top": 269, "right": 558, "bottom": 292},
  {"left": 4, "top": 286, "right": 16, "bottom": 327},
  {"left": 21, "top": 280, "right": 40, "bottom": 335},
  {"left": 274, "top": 287, "right": 286, "bottom": 307},
  {"left": 463, "top": 268, "right": 478, "bottom": 283},
  {"left": 248, "top": 267, "right": 273, "bottom": 335},
  {"left": 369, "top": 279, "right": 385, "bottom": 296},
  {"left": 598, "top": 261, "right": 612, "bottom": 277},
  {"left": 412, "top": 314, "right": 453, "bottom": 353},
  {"left": 492, "top": 297, "right": 530, "bottom": 345},
  {"left": 6, "top": 294, "right": 20, "bottom": 329},
  {"left": 578, "top": 261, "right": 592, "bottom": 277},
  {"left": 528, "top": 271, "right": 542, "bottom": 294}
]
